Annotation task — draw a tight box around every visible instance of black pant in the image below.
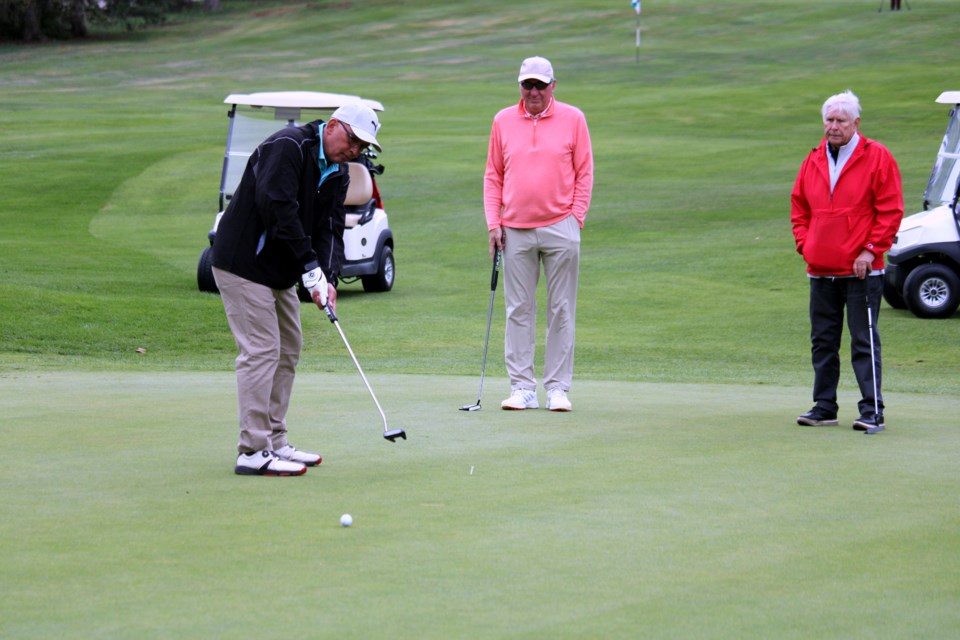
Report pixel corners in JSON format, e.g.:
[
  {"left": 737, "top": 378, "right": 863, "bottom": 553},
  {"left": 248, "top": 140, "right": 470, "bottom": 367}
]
[{"left": 808, "top": 276, "right": 884, "bottom": 418}]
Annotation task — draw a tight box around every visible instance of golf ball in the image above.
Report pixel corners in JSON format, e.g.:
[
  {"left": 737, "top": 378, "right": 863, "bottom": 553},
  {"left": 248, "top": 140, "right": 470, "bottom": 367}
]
[{"left": 340, "top": 513, "right": 353, "bottom": 527}]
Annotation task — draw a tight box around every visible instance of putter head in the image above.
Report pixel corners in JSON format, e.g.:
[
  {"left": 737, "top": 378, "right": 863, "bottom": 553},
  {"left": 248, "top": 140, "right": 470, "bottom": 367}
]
[
  {"left": 384, "top": 428, "right": 407, "bottom": 442},
  {"left": 865, "top": 415, "right": 885, "bottom": 435},
  {"left": 459, "top": 403, "right": 481, "bottom": 412}
]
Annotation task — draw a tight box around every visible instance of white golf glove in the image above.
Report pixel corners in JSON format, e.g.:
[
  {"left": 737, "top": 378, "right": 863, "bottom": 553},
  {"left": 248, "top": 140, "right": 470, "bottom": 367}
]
[{"left": 302, "top": 268, "right": 329, "bottom": 306}]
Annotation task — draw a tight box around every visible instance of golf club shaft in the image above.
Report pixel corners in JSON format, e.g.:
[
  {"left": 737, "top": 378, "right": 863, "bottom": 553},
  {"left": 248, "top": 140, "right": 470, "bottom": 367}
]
[
  {"left": 867, "top": 296, "right": 880, "bottom": 424},
  {"left": 473, "top": 249, "right": 501, "bottom": 405},
  {"left": 866, "top": 297, "right": 881, "bottom": 421},
  {"left": 475, "top": 289, "right": 495, "bottom": 402},
  {"left": 325, "top": 306, "right": 390, "bottom": 434}
]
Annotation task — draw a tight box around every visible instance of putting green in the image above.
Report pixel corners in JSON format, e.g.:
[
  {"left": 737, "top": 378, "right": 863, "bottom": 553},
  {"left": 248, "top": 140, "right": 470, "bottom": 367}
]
[{"left": 1, "top": 371, "right": 957, "bottom": 638}]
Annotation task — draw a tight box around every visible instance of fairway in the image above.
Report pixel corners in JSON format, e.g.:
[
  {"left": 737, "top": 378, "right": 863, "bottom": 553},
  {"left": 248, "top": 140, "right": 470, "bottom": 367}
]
[
  {"left": 2, "top": 0, "right": 960, "bottom": 637},
  {"left": 1, "top": 371, "right": 958, "bottom": 638}
]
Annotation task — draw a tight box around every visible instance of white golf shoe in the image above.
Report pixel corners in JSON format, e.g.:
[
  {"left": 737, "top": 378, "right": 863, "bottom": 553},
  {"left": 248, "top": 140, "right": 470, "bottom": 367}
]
[
  {"left": 274, "top": 444, "right": 322, "bottom": 467},
  {"left": 235, "top": 450, "right": 306, "bottom": 476},
  {"left": 546, "top": 388, "right": 572, "bottom": 412},
  {"left": 501, "top": 389, "right": 539, "bottom": 410}
]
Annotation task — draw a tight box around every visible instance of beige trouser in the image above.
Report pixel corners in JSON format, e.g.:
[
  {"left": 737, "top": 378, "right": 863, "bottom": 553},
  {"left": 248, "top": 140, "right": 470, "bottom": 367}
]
[
  {"left": 213, "top": 267, "right": 302, "bottom": 454},
  {"left": 502, "top": 215, "right": 581, "bottom": 393}
]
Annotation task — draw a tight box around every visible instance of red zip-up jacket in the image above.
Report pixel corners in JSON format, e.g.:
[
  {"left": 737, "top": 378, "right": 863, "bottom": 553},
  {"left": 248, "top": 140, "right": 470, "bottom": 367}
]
[{"left": 791, "top": 135, "right": 903, "bottom": 277}]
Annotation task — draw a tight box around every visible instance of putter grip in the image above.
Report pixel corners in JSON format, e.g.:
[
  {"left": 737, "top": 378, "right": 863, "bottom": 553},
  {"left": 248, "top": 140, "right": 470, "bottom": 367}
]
[
  {"left": 490, "top": 250, "right": 501, "bottom": 290},
  {"left": 324, "top": 305, "right": 338, "bottom": 323}
]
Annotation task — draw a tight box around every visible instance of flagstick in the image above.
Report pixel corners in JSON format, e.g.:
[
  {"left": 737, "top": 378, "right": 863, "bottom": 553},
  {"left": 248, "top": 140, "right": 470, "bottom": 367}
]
[{"left": 635, "top": 12, "right": 641, "bottom": 61}]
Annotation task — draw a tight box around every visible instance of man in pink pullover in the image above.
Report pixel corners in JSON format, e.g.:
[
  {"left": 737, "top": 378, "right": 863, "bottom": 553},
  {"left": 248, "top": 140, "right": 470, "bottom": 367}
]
[{"left": 484, "top": 56, "right": 594, "bottom": 411}]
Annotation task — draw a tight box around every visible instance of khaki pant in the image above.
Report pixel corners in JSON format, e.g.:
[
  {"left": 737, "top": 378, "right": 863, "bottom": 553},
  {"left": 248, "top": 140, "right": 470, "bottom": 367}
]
[
  {"left": 213, "top": 267, "right": 302, "bottom": 454},
  {"left": 502, "top": 215, "right": 580, "bottom": 393}
]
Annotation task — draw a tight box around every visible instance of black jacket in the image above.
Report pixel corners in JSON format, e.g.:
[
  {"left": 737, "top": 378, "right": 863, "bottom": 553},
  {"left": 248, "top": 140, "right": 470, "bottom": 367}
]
[{"left": 212, "top": 120, "right": 348, "bottom": 289}]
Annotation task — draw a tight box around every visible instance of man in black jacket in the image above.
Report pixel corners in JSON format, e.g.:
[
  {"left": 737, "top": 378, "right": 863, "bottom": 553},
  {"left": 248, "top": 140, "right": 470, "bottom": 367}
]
[{"left": 212, "top": 102, "right": 382, "bottom": 476}]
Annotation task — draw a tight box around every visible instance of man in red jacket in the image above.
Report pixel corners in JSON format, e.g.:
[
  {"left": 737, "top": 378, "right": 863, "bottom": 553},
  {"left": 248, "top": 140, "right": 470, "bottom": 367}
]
[{"left": 791, "top": 90, "right": 903, "bottom": 432}]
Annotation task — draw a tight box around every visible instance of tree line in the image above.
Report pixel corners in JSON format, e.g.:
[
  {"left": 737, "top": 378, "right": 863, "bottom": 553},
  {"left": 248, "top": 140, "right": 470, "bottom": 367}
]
[{"left": 1, "top": 0, "right": 220, "bottom": 41}]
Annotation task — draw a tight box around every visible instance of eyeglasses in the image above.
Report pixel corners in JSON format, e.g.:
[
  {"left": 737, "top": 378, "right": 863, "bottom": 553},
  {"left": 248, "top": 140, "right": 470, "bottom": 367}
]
[
  {"left": 340, "top": 121, "right": 368, "bottom": 150},
  {"left": 520, "top": 79, "right": 551, "bottom": 91}
]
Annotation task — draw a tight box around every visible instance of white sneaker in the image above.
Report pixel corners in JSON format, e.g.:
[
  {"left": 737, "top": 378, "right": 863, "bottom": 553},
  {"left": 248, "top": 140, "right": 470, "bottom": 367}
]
[
  {"left": 235, "top": 450, "right": 306, "bottom": 476},
  {"left": 546, "top": 388, "right": 572, "bottom": 412},
  {"left": 275, "top": 444, "right": 322, "bottom": 467},
  {"left": 501, "top": 389, "right": 539, "bottom": 410}
]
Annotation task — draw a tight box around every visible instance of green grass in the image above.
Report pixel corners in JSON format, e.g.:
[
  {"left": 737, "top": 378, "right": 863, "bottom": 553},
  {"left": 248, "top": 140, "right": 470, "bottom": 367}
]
[
  {"left": 1, "top": 0, "right": 958, "bottom": 387},
  {"left": 2, "top": 371, "right": 958, "bottom": 639},
  {"left": 1, "top": 1, "right": 959, "bottom": 637}
]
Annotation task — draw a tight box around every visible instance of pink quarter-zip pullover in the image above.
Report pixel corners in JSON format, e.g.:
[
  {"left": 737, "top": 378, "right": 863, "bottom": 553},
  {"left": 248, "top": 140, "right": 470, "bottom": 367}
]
[{"left": 484, "top": 99, "right": 594, "bottom": 230}]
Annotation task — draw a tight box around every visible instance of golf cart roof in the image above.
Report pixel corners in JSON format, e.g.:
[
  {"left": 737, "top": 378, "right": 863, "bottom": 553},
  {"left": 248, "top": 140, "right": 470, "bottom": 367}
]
[
  {"left": 224, "top": 91, "right": 384, "bottom": 112},
  {"left": 923, "top": 92, "right": 960, "bottom": 208},
  {"left": 936, "top": 91, "right": 960, "bottom": 105}
]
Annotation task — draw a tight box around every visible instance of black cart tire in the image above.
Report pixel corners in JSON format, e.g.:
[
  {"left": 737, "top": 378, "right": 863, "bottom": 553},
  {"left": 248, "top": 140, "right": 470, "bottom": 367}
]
[
  {"left": 882, "top": 270, "right": 906, "bottom": 309},
  {"left": 903, "top": 263, "right": 960, "bottom": 319},
  {"left": 362, "top": 245, "right": 395, "bottom": 292},
  {"left": 197, "top": 246, "right": 219, "bottom": 293}
]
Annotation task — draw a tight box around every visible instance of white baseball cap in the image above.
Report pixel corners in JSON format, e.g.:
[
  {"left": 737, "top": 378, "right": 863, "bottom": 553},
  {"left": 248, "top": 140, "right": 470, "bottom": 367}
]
[
  {"left": 331, "top": 102, "right": 382, "bottom": 152},
  {"left": 518, "top": 56, "right": 554, "bottom": 84}
]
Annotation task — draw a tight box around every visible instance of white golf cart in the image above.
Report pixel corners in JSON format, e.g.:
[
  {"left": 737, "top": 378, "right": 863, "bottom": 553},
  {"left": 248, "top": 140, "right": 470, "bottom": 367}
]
[
  {"left": 883, "top": 91, "right": 960, "bottom": 319},
  {"left": 197, "top": 91, "right": 395, "bottom": 298}
]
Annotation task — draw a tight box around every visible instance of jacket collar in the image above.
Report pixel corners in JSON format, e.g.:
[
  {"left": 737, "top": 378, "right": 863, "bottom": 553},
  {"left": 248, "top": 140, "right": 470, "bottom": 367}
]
[
  {"left": 516, "top": 97, "right": 555, "bottom": 119},
  {"left": 813, "top": 133, "right": 868, "bottom": 164}
]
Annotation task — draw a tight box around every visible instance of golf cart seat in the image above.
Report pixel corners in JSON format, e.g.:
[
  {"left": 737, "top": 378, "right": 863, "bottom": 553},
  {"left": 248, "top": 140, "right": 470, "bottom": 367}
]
[{"left": 344, "top": 161, "right": 375, "bottom": 229}]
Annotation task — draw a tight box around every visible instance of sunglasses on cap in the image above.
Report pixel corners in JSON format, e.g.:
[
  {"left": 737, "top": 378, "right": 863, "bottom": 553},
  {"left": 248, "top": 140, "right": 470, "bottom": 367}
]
[{"left": 520, "top": 79, "right": 551, "bottom": 91}]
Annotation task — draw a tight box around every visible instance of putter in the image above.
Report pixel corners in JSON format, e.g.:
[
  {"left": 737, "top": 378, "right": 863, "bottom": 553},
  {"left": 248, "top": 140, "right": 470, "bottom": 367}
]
[
  {"left": 323, "top": 304, "right": 406, "bottom": 442},
  {"left": 865, "top": 293, "right": 885, "bottom": 435},
  {"left": 460, "top": 248, "right": 501, "bottom": 411}
]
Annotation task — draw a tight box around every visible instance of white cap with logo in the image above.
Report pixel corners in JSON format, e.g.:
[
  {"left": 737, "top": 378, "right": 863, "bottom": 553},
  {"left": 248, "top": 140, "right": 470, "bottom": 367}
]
[
  {"left": 518, "top": 56, "right": 554, "bottom": 84},
  {"left": 331, "top": 102, "right": 382, "bottom": 152}
]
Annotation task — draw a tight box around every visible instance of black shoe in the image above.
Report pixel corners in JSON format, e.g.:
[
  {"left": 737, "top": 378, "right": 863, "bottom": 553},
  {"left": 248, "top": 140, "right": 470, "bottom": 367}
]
[
  {"left": 852, "top": 415, "right": 885, "bottom": 434},
  {"left": 797, "top": 407, "right": 838, "bottom": 426}
]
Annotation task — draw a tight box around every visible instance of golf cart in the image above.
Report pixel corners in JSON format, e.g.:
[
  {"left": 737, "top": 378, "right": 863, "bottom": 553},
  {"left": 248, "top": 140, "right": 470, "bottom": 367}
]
[
  {"left": 883, "top": 91, "right": 960, "bottom": 318},
  {"left": 197, "top": 91, "right": 395, "bottom": 298}
]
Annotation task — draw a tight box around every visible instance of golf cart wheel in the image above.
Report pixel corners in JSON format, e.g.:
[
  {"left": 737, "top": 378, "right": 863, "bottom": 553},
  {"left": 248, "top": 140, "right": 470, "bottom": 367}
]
[
  {"left": 362, "top": 245, "right": 394, "bottom": 292},
  {"left": 197, "top": 246, "right": 219, "bottom": 294},
  {"left": 882, "top": 270, "right": 906, "bottom": 309},
  {"left": 903, "top": 263, "right": 960, "bottom": 319}
]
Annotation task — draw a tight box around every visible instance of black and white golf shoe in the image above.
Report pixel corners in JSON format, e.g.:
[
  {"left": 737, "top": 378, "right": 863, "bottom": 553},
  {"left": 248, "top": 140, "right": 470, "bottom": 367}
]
[
  {"left": 274, "top": 444, "right": 322, "bottom": 467},
  {"left": 235, "top": 450, "right": 307, "bottom": 476},
  {"left": 796, "top": 407, "right": 839, "bottom": 426}
]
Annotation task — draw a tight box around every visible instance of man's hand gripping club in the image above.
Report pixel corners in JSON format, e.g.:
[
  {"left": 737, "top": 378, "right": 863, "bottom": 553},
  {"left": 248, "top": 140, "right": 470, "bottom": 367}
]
[{"left": 302, "top": 267, "right": 337, "bottom": 312}]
